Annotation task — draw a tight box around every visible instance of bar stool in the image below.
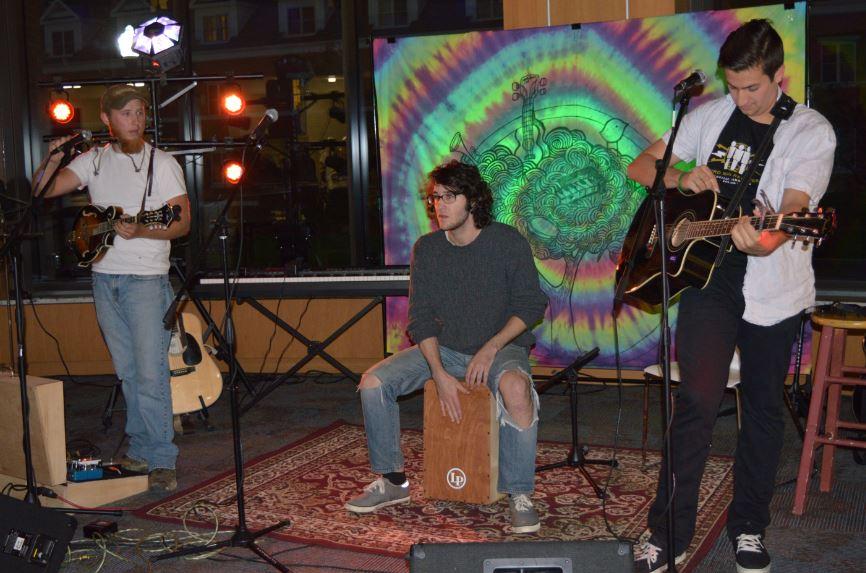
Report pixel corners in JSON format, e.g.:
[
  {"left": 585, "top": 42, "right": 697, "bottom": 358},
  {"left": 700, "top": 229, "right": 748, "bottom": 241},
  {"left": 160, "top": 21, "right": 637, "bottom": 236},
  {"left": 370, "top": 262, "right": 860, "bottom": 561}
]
[
  {"left": 641, "top": 350, "right": 741, "bottom": 463},
  {"left": 792, "top": 312, "right": 866, "bottom": 515}
]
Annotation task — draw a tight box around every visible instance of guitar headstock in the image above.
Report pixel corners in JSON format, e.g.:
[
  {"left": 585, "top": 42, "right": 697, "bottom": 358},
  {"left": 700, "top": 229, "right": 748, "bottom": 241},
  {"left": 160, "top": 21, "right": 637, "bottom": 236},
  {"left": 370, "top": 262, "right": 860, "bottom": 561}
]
[
  {"left": 141, "top": 204, "right": 182, "bottom": 231},
  {"left": 512, "top": 73, "right": 547, "bottom": 103},
  {"left": 780, "top": 208, "right": 836, "bottom": 247}
]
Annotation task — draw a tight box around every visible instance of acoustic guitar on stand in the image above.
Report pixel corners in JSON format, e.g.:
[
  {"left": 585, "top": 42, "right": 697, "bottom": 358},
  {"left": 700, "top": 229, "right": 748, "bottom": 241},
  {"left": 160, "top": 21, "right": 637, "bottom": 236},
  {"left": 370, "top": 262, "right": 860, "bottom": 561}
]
[
  {"left": 616, "top": 188, "right": 836, "bottom": 307},
  {"left": 168, "top": 312, "right": 223, "bottom": 416},
  {"left": 67, "top": 203, "right": 181, "bottom": 268}
]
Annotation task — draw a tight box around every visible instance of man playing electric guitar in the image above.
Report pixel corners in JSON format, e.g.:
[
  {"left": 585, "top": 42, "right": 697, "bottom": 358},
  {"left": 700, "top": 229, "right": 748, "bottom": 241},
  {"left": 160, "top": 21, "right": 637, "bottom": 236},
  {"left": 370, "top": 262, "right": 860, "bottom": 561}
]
[
  {"left": 32, "top": 84, "right": 190, "bottom": 492},
  {"left": 626, "top": 19, "right": 836, "bottom": 573}
]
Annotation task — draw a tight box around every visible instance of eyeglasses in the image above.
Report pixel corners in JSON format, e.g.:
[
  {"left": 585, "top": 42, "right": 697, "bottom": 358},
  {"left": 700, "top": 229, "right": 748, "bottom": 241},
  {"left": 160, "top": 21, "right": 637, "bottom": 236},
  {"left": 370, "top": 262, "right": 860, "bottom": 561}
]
[{"left": 425, "top": 191, "right": 458, "bottom": 206}]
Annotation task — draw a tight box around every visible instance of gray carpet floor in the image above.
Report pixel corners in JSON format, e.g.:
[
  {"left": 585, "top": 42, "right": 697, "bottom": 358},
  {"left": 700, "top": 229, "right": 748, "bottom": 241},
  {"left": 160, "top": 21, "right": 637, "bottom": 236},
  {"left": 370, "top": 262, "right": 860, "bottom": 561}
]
[{"left": 21, "top": 370, "right": 866, "bottom": 572}]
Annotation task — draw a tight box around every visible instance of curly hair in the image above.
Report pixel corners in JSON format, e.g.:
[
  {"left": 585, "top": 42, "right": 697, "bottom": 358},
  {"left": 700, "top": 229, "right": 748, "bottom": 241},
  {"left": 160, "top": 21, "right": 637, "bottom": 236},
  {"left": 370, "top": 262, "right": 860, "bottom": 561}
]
[{"left": 424, "top": 160, "right": 493, "bottom": 229}]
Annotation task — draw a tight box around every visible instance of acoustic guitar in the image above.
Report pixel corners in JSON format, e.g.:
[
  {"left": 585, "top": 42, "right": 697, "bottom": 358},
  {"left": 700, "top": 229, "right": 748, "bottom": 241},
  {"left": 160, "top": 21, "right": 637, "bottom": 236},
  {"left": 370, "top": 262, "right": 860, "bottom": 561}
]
[
  {"left": 168, "top": 312, "right": 223, "bottom": 415},
  {"left": 67, "top": 203, "right": 181, "bottom": 268},
  {"left": 616, "top": 189, "right": 835, "bottom": 307}
]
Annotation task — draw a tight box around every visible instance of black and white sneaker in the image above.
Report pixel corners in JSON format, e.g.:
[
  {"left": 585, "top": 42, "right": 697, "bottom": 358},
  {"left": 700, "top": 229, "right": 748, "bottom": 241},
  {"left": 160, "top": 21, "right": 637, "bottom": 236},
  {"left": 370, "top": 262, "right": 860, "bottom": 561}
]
[
  {"left": 735, "top": 533, "right": 771, "bottom": 573},
  {"left": 633, "top": 538, "right": 686, "bottom": 573}
]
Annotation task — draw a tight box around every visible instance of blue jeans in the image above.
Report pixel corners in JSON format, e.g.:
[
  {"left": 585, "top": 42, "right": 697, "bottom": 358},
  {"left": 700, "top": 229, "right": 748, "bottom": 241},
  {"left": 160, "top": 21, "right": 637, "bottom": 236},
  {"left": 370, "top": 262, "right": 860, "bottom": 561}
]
[
  {"left": 92, "top": 272, "right": 177, "bottom": 470},
  {"left": 360, "top": 344, "right": 539, "bottom": 494}
]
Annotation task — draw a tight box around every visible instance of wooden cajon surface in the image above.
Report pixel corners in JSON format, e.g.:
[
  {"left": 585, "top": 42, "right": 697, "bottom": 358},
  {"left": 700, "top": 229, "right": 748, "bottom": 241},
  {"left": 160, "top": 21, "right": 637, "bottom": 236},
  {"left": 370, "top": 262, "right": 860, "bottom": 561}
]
[
  {"left": 422, "top": 380, "right": 503, "bottom": 504},
  {"left": 0, "top": 374, "right": 66, "bottom": 485}
]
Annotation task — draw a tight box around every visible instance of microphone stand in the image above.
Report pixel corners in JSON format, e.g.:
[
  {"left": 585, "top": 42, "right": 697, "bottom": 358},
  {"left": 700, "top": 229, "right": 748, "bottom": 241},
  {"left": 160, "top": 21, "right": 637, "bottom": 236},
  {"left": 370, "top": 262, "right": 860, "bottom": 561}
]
[
  {"left": 1, "top": 156, "right": 120, "bottom": 517},
  {"left": 153, "top": 141, "right": 292, "bottom": 572},
  {"left": 614, "top": 87, "right": 695, "bottom": 573}
]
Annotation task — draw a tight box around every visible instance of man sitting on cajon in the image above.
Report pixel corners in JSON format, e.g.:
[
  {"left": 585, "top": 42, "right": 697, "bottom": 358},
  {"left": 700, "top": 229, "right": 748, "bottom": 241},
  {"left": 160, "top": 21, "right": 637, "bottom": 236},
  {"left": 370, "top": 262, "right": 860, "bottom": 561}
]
[{"left": 344, "top": 160, "right": 548, "bottom": 533}]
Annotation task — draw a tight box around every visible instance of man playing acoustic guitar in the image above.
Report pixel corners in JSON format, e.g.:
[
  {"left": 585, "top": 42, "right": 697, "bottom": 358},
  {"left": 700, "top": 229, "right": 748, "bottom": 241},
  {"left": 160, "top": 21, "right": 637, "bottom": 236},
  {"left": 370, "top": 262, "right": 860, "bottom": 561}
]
[
  {"left": 626, "top": 19, "right": 836, "bottom": 573},
  {"left": 32, "top": 84, "right": 190, "bottom": 492}
]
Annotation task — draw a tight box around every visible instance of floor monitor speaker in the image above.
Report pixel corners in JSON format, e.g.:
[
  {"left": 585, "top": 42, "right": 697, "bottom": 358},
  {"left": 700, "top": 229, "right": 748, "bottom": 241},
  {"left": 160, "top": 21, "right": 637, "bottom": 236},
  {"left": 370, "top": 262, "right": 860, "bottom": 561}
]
[{"left": 409, "top": 540, "right": 633, "bottom": 572}]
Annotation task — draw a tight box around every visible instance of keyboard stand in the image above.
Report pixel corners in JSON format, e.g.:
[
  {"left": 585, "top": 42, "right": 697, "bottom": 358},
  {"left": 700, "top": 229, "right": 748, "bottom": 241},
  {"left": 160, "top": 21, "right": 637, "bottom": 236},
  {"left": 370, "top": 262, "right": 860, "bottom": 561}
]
[{"left": 238, "top": 295, "right": 384, "bottom": 415}]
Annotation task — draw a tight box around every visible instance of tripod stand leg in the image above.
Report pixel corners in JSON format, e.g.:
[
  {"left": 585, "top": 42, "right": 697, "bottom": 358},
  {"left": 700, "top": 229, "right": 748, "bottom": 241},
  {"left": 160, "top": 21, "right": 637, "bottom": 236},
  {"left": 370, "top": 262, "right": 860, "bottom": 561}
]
[{"left": 101, "top": 378, "right": 122, "bottom": 431}]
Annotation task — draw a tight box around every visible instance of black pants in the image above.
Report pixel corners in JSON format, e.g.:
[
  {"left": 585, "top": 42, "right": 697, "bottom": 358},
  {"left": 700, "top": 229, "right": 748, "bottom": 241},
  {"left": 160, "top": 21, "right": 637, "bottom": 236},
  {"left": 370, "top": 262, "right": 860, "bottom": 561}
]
[{"left": 647, "top": 256, "right": 802, "bottom": 552}]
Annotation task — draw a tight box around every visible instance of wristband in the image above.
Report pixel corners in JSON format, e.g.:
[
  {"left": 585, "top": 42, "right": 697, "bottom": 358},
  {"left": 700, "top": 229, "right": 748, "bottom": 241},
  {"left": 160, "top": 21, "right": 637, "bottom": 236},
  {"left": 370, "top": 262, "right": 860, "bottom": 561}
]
[{"left": 676, "top": 171, "right": 687, "bottom": 192}]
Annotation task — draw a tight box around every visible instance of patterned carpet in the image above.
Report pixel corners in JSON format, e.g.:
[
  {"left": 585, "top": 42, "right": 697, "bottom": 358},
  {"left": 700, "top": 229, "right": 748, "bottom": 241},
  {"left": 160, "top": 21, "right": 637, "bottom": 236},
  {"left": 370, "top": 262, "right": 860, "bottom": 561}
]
[{"left": 137, "top": 421, "right": 734, "bottom": 570}]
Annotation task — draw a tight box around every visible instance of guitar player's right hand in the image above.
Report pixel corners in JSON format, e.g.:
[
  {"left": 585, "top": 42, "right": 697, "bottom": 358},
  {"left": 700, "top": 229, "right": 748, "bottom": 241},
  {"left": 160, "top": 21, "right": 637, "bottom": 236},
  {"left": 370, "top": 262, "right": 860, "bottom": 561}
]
[
  {"left": 679, "top": 166, "right": 720, "bottom": 194},
  {"left": 46, "top": 134, "right": 77, "bottom": 160}
]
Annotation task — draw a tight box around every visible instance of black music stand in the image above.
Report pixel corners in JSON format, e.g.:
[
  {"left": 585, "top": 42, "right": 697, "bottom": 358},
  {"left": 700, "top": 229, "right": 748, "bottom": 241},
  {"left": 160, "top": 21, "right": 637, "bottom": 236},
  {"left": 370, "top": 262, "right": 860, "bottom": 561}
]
[{"left": 536, "top": 347, "right": 617, "bottom": 498}]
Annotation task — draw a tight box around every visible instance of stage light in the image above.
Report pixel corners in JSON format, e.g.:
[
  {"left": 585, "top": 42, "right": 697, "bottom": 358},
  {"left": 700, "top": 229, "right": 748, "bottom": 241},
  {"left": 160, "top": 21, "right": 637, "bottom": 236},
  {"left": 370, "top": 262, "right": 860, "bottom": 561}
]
[
  {"left": 117, "top": 25, "right": 138, "bottom": 58},
  {"left": 47, "top": 91, "right": 75, "bottom": 125},
  {"left": 327, "top": 75, "right": 337, "bottom": 83},
  {"left": 132, "top": 16, "right": 183, "bottom": 71},
  {"left": 223, "top": 160, "right": 244, "bottom": 184},
  {"left": 221, "top": 84, "right": 246, "bottom": 116}
]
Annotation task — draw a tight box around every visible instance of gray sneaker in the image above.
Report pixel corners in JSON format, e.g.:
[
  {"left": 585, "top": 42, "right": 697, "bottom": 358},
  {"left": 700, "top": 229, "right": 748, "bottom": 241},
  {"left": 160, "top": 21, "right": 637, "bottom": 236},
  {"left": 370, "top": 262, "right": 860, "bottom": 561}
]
[
  {"left": 509, "top": 494, "right": 540, "bottom": 533},
  {"left": 344, "top": 477, "right": 410, "bottom": 513}
]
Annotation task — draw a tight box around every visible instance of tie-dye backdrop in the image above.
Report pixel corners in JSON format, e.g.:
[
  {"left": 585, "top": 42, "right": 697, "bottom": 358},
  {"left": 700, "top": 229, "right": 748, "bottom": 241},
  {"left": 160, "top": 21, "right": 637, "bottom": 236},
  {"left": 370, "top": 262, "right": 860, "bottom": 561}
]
[{"left": 375, "top": 3, "right": 806, "bottom": 369}]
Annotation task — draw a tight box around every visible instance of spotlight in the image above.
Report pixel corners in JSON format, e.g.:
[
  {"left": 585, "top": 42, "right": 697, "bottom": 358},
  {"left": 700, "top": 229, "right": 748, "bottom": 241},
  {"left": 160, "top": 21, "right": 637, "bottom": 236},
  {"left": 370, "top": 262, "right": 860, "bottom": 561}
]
[
  {"left": 221, "top": 84, "right": 246, "bottom": 116},
  {"left": 47, "top": 91, "right": 75, "bottom": 125},
  {"left": 117, "top": 24, "right": 138, "bottom": 58},
  {"left": 223, "top": 160, "right": 244, "bottom": 184},
  {"left": 132, "top": 16, "right": 183, "bottom": 71}
]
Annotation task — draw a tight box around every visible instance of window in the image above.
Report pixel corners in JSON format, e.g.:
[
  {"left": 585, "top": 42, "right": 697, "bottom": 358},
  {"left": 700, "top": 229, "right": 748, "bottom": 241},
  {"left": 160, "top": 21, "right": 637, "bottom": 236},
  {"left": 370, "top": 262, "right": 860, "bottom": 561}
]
[
  {"left": 818, "top": 38, "right": 857, "bottom": 84},
  {"left": 286, "top": 5, "right": 315, "bottom": 35},
  {"left": 475, "top": 0, "right": 502, "bottom": 20},
  {"left": 203, "top": 13, "right": 230, "bottom": 43},
  {"left": 377, "top": 0, "right": 408, "bottom": 27},
  {"left": 50, "top": 29, "right": 74, "bottom": 56}
]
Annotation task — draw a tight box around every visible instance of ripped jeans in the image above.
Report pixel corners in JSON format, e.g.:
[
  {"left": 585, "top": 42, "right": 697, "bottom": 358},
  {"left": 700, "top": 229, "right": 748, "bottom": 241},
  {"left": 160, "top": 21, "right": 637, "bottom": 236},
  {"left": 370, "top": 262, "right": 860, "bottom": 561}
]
[{"left": 359, "top": 344, "right": 539, "bottom": 494}]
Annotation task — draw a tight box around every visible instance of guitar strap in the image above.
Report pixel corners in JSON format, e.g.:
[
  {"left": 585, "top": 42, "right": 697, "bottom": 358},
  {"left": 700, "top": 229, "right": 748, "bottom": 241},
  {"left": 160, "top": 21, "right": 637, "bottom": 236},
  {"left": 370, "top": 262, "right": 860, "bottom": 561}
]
[
  {"left": 714, "top": 91, "right": 797, "bottom": 266},
  {"left": 139, "top": 143, "right": 156, "bottom": 212}
]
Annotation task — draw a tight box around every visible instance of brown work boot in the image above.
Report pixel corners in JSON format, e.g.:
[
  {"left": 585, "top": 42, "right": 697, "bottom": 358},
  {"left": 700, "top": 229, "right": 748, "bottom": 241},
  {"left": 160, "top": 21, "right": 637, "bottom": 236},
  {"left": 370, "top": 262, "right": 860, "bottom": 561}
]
[
  {"left": 149, "top": 468, "right": 177, "bottom": 492},
  {"left": 117, "top": 455, "right": 148, "bottom": 473}
]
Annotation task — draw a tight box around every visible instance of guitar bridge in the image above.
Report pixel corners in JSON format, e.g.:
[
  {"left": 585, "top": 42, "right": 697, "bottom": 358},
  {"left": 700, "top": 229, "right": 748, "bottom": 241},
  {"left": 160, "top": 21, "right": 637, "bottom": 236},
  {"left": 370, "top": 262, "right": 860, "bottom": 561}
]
[{"left": 645, "top": 225, "right": 658, "bottom": 257}]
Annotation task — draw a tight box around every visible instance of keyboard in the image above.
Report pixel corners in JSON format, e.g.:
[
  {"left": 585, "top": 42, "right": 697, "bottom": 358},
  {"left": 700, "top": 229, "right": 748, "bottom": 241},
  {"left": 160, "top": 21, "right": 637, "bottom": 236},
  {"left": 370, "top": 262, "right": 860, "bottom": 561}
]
[{"left": 198, "top": 267, "right": 409, "bottom": 297}]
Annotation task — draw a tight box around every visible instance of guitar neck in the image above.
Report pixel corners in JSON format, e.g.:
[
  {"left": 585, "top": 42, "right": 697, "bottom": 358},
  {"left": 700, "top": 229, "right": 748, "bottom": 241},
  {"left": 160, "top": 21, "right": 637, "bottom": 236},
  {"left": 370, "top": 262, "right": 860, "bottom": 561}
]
[
  {"left": 681, "top": 214, "right": 784, "bottom": 240},
  {"left": 93, "top": 213, "right": 143, "bottom": 235}
]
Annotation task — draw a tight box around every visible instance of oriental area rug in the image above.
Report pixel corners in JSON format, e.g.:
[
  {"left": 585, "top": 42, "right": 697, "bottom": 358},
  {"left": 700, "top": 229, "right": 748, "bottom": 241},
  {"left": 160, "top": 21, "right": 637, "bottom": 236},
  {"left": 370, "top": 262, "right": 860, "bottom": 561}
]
[{"left": 137, "top": 421, "right": 732, "bottom": 571}]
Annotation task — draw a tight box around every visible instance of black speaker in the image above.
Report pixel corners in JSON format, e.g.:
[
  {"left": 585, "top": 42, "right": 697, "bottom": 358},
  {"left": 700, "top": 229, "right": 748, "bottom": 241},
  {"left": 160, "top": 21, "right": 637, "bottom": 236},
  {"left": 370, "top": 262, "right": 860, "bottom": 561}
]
[
  {"left": 0, "top": 495, "right": 78, "bottom": 573},
  {"left": 409, "top": 540, "right": 633, "bottom": 572}
]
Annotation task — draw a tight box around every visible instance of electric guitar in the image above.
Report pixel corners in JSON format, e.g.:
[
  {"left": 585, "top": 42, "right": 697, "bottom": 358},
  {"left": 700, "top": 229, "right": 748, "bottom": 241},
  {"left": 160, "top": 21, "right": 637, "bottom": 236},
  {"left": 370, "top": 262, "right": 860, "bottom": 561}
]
[
  {"left": 168, "top": 312, "right": 223, "bottom": 415},
  {"left": 616, "top": 189, "right": 835, "bottom": 307},
  {"left": 67, "top": 203, "right": 181, "bottom": 268}
]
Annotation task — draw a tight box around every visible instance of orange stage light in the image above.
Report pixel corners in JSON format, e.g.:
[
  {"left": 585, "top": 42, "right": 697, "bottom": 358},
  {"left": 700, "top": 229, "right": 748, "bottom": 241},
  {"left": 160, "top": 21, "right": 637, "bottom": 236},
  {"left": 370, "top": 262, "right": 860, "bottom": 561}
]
[
  {"left": 223, "top": 160, "right": 244, "bottom": 184},
  {"left": 48, "top": 99, "right": 75, "bottom": 125},
  {"left": 221, "top": 89, "right": 246, "bottom": 116}
]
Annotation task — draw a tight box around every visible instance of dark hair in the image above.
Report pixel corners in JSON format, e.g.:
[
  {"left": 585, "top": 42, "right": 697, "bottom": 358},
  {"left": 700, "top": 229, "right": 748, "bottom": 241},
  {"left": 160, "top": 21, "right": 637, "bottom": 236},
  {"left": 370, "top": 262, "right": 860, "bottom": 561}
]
[
  {"left": 718, "top": 19, "right": 784, "bottom": 78},
  {"left": 424, "top": 160, "right": 493, "bottom": 228}
]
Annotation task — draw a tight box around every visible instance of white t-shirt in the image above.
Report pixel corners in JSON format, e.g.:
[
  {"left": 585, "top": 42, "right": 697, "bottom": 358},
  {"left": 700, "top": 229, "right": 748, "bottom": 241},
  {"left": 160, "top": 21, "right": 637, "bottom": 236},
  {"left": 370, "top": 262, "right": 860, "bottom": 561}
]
[
  {"left": 67, "top": 143, "right": 187, "bottom": 275},
  {"left": 663, "top": 91, "right": 836, "bottom": 326}
]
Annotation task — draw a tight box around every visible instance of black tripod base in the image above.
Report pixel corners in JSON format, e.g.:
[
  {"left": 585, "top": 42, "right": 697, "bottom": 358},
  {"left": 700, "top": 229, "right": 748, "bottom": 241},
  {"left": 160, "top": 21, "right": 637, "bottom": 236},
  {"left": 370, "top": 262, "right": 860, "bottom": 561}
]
[
  {"left": 536, "top": 446, "right": 618, "bottom": 499},
  {"left": 151, "top": 520, "right": 292, "bottom": 571}
]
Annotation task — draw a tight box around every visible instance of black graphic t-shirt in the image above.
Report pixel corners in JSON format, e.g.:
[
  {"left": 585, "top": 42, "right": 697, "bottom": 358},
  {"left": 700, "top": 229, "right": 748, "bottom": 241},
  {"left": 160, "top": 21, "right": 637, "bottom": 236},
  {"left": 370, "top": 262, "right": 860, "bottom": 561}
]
[
  {"left": 706, "top": 108, "right": 774, "bottom": 270},
  {"left": 707, "top": 107, "right": 774, "bottom": 213}
]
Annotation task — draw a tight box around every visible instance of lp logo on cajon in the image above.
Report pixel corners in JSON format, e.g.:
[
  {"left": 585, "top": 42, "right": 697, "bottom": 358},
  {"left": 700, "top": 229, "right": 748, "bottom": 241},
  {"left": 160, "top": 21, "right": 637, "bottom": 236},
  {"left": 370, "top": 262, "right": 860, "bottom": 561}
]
[{"left": 446, "top": 467, "right": 467, "bottom": 489}]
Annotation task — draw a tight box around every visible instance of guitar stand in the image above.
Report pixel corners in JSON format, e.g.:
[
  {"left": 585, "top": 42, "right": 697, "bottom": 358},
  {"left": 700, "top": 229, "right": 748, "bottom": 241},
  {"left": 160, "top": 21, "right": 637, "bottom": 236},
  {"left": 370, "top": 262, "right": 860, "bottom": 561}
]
[
  {"left": 170, "top": 261, "right": 257, "bottom": 398},
  {"left": 101, "top": 378, "right": 125, "bottom": 432},
  {"left": 536, "top": 347, "right": 618, "bottom": 499}
]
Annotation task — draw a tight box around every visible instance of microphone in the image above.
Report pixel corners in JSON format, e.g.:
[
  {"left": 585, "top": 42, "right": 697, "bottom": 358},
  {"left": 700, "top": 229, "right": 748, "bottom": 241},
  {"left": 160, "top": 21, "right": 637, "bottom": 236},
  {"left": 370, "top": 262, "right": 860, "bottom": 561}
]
[
  {"left": 673, "top": 70, "right": 707, "bottom": 93},
  {"left": 49, "top": 129, "right": 92, "bottom": 155},
  {"left": 248, "top": 109, "right": 279, "bottom": 145}
]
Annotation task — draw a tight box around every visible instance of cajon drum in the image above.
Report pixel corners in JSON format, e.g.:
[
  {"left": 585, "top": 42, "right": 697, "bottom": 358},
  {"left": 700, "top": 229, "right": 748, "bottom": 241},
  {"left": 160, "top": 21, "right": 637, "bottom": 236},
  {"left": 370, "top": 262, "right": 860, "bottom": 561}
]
[{"left": 423, "top": 380, "right": 503, "bottom": 504}]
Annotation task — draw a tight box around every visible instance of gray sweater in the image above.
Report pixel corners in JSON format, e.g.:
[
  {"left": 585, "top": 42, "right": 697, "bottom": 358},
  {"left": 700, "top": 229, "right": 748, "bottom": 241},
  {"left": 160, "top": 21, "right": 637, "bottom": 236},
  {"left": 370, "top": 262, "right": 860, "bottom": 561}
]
[{"left": 407, "top": 222, "right": 548, "bottom": 354}]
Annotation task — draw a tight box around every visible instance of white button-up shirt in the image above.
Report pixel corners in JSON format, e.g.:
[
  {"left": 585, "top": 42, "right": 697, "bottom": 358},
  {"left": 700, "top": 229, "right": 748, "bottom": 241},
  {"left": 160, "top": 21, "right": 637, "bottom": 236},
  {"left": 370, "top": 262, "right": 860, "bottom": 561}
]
[{"left": 663, "top": 91, "right": 836, "bottom": 326}]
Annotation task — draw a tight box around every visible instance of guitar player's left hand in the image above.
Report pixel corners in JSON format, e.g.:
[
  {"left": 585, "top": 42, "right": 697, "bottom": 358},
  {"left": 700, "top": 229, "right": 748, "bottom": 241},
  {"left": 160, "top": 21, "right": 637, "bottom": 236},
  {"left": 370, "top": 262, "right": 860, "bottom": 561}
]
[
  {"left": 731, "top": 209, "right": 787, "bottom": 256},
  {"left": 114, "top": 220, "right": 142, "bottom": 240}
]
